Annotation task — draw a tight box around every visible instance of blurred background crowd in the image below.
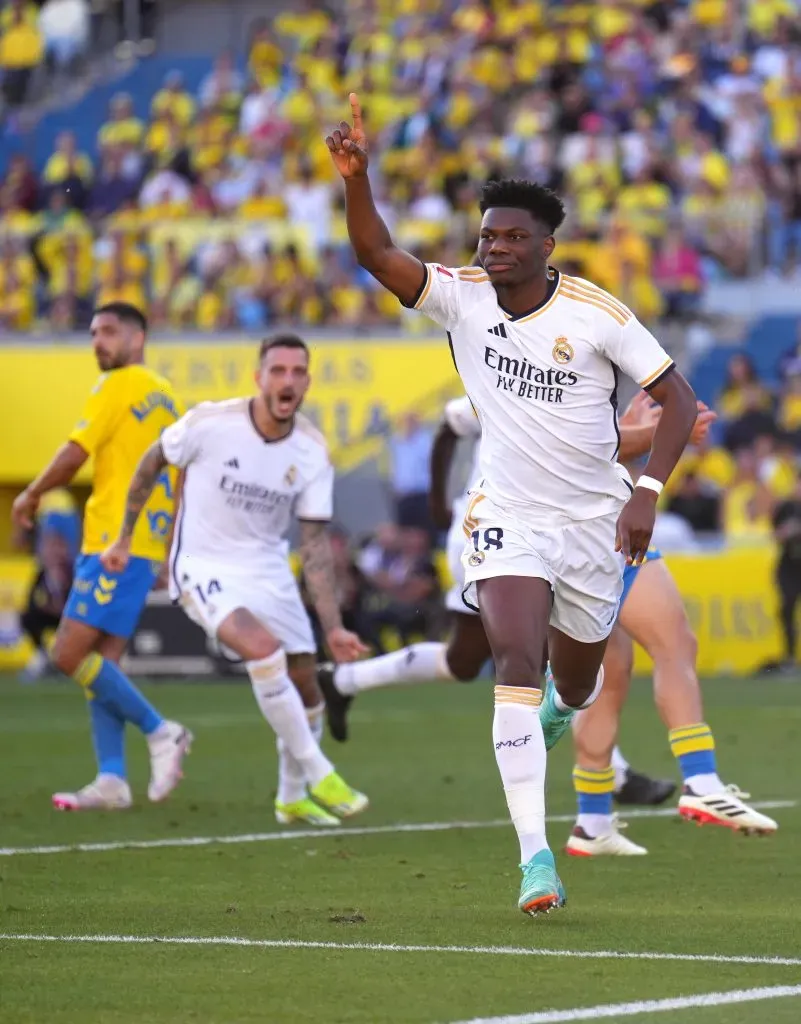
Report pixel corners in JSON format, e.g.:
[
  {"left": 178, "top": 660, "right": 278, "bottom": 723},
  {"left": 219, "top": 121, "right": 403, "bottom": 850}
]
[
  {"left": 1, "top": 0, "right": 800, "bottom": 677},
  {"left": 2, "top": 0, "right": 801, "bottom": 333}
]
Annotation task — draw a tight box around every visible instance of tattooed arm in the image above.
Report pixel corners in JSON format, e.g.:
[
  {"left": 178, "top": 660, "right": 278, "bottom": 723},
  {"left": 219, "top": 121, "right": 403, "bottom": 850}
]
[
  {"left": 299, "top": 519, "right": 368, "bottom": 662},
  {"left": 100, "top": 441, "right": 168, "bottom": 572}
]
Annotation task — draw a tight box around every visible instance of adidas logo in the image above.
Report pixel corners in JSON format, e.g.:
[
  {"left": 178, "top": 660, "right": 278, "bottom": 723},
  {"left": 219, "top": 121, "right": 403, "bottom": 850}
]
[
  {"left": 487, "top": 323, "right": 508, "bottom": 338},
  {"left": 224, "top": 458, "right": 239, "bottom": 469}
]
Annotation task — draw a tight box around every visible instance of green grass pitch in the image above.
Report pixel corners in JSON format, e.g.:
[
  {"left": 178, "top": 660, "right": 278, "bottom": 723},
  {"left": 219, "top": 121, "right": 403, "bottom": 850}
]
[{"left": 1, "top": 675, "right": 800, "bottom": 1023}]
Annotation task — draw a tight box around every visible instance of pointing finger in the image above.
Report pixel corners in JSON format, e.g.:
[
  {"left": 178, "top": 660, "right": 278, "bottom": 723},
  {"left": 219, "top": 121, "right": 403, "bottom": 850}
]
[{"left": 349, "top": 92, "right": 363, "bottom": 129}]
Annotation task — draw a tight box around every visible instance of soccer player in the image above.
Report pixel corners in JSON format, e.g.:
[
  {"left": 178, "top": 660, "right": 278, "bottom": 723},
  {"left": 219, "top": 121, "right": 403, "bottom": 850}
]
[
  {"left": 320, "top": 394, "right": 676, "bottom": 807},
  {"left": 11, "top": 302, "right": 191, "bottom": 811},
  {"left": 567, "top": 398, "right": 778, "bottom": 855},
  {"left": 327, "top": 95, "right": 697, "bottom": 914},
  {"left": 102, "top": 334, "right": 369, "bottom": 827}
]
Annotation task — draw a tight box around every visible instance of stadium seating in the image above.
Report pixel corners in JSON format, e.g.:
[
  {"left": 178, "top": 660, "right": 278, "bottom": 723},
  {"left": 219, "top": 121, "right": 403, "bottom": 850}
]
[{"left": 2, "top": 0, "right": 800, "bottom": 336}]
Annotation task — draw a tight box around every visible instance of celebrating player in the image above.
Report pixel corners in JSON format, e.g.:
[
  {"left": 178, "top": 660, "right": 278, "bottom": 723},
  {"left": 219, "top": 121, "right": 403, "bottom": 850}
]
[
  {"left": 320, "top": 395, "right": 678, "bottom": 807},
  {"left": 102, "top": 334, "right": 369, "bottom": 827},
  {"left": 11, "top": 302, "right": 191, "bottom": 811},
  {"left": 327, "top": 95, "right": 697, "bottom": 915}
]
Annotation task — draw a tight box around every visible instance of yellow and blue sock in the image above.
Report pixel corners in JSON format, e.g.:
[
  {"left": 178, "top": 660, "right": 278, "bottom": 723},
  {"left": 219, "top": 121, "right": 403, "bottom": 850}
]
[
  {"left": 75, "top": 654, "right": 163, "bottom": 777},
  {"left": 573, "top": 765, "right": 615, "bottom": 836},
  {"left": 668, "top": 723, "right": 719, "bottom": 790}
]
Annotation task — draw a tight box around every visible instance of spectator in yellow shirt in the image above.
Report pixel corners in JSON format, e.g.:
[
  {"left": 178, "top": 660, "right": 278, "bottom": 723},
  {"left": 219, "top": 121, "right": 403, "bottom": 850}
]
[
  {"left": 42, "top": 131, "right": 93, "bottom": 208},
  {"left": 98, "top": 93, "right": 145, "bottom": 151},
  {"left": 717, "top": 353, "right": 774, "bottom": 423},
  {"left": 95, "top": 265, "right": 147, "bottom": 312},
  {"left": 723, "top": 447, "right": 775, "bottom": 544},
  {"left": 248, "top": 20, "right": 283, "bottom": 89},
  {"left": 0, "top": 264, "right": 34, "bottom": 329},
  {"left": 151, "top": 71, "right": 195, "bottom": 127},
  {"left": 616, "top": 168, "right": 673, "bottom": 240},
  {"left": 0, "top": 4, "right": 44, "bottom": 107}
]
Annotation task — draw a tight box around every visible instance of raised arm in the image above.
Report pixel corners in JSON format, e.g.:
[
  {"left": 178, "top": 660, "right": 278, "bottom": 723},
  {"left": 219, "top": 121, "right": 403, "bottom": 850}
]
[
  {"left": 299, "top": 519, "right": 367, "bottom": 662},
  {"left": 101, "top": 441, "right": 168, "bottom": 572},
  {"left": 326, "top": 93, "right": 426, "bottom": 306},
  {"left": 11, "top": 442, "right": 88, "bottom": 530}
]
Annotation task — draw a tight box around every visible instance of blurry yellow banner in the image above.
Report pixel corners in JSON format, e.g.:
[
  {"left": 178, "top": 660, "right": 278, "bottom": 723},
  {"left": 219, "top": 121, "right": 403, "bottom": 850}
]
[
  {"left": 632, "top": 547, "right": 782, "bottom": 677},
  {"left": 0, "top": 340, "right": 460, "bottom": 481}
]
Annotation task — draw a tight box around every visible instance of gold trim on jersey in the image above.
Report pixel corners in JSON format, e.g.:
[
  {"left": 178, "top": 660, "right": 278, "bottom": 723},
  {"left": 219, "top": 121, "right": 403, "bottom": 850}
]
[
  {"left": 457, "top": 269, "right": 489, "bottom": 283},
  {"left": 462, "top": 492, "right": 485, "bottom": 539},
  {"left": 640, "top": 357, "right": 674, "bottom": 389},
  {"left": 413, "top": 265, "right": 433, "bottom": 309},
  {"left": 458, "top": 266, "right": 487, "bottom": 276},
  {"left": 563, "top": 276, "right": 632, "bottom": 321},
  {"left": 502, "top": 275, "right": 563, "bottom": 323},
  {"left": 561, "top": 285, "right": 630, "bottom": 326}
]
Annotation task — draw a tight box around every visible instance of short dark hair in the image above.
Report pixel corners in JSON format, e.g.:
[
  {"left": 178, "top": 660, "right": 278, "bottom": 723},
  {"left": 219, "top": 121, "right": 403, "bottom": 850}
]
[
  {"left": 259, "top": 333, "right": 309, "bottom": 362},
  {"left": 479, "top": 179, "right": 566, "bottom": 234},
  {"left": 93, "top": 301, "right": 148, "bottom": 333}
]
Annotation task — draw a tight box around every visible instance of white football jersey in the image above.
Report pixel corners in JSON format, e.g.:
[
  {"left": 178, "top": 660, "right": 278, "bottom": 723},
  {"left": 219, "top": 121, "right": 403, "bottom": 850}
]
[
  {"left": 161, "top": 398, "right": 333, "bottom": 582},
  {"left": 415, "top": 265, "right": 674, "bottom": 524}
]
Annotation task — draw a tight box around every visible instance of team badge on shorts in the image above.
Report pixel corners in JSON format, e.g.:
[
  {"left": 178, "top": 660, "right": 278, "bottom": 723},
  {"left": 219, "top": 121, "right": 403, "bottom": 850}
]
[
  {"left": 467, "top": 551, "right": 485, "bottom": 567},
  {"left": 285, "top": 465, "right": 297, "bottom": 485},
  {"left": 552, "top": 337, "right": 574, "bottom": 364}
]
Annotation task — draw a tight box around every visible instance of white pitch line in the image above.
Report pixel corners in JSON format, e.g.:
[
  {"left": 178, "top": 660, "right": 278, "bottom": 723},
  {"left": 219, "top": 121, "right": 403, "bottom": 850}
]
[
  {"left": 1, "top": 934, "right": 801, "bottom": 969},
  {"left": 446, "top": 984, "right": 801, "bottom": 1024},
  {"left": 0, "top": 800, "right": 793, "bottom": 859}
]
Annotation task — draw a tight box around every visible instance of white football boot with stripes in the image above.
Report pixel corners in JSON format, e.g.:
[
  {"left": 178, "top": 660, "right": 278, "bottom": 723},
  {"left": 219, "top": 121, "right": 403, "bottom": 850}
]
[
  {"left": 147, "top": 720, "right": 193, "bottom": 802},
  {"left": 678, "top": 784, "right": 778, "bottom": 835},
  {"left": 566, "top": 815, "right": 648, "bottom": 856},
  {"left": 52, "top": 774, "right": 132, "bottom": 811}
]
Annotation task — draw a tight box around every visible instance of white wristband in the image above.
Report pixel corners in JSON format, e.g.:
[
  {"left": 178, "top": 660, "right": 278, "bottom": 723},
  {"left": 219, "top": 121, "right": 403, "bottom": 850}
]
[{"left": 636, "top": 475, "right": 664, "bottom": 496}]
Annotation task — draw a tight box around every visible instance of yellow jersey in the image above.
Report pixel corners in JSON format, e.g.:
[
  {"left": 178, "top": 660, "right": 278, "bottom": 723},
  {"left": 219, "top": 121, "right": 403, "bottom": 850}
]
[{"left": 69, "top": 365, "right": 184, "bottom": 559}]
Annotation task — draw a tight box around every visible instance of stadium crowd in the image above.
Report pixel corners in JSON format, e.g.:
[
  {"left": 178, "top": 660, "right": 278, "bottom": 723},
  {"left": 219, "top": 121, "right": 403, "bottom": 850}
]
[{"left": 1, "top": 0, "right": 801, "bottom": 333}]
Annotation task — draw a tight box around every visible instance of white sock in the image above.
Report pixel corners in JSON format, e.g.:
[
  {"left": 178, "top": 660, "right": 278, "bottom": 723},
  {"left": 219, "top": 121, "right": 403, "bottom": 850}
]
[
  {"left": 554, "top": 665, "right": 604, "bottom": 712},
  {"left": 333, "top": 642, "right": 453, "bottom": 696},
  {"left": 611, "top": 745, "right": 629, "bottom": 791},
  {"left": 684, "top": 772, "right": 724, "bottom": 796},
  {"left": 276, "top": 703, "right": 324, "bottom": 806},
  {"left": 493, "top": 684, "right": 548, "bottom": 864},
  {"left": 576, "top": 812, "right": 614, "bottom": 838},
  {"left": 248, "top": 651, "right": 333, "bottom": 788}
]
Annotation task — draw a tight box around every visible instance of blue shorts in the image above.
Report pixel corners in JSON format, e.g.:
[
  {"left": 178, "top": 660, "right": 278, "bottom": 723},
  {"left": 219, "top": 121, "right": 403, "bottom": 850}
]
[
  {"left": 620, "top": 548, "right": 662, "bottom": 610},
  {"left": 63, "top": 553, "right": 159, "bottom": 639}
]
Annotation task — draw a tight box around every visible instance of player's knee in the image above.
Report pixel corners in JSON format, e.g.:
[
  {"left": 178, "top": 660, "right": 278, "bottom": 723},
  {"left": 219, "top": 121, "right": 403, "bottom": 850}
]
[
  {"left": 445, "top": 647, "right": 482, "bottom": 682},
  {"left": 493, "top": 649, "right": 542, "bottom": 688},
  {"left": 650, "top": 617, "right": 697, "bottom": 669},
  {"left": 50, "top": 640, "right": 82, "bottom": 678}
]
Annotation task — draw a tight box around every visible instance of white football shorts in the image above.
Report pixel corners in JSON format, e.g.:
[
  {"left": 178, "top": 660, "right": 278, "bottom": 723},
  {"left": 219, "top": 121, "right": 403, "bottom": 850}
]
[
  {"left": 460, "top": 492, "right": 625, "bottom": 643},
  {"left": 171, "top": 555, "right": 316, "bottom": 655}
]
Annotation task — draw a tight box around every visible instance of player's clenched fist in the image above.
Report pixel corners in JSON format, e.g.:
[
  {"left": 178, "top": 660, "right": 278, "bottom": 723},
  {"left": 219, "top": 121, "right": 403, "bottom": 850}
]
[
  {"left": 326, "top": 626, "right": 369, "bottom": 663},
  {"left": 325, "top": 93, "right": 369, "bottom": 178},
  {"left": 100, "top": 537, "right": 131, "bottom": 575}
]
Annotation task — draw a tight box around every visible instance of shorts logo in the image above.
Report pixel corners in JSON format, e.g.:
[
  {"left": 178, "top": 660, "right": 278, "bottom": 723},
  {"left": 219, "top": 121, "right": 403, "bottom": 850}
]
[
  {"left": 552, "top": 337, "right": 574, "bottom": 364},
  {"left": 285, "top": 465, "right": 297, "bottom": 486},
  {"left": 467, "top": 551, "right": 485, "bottom": 567}
]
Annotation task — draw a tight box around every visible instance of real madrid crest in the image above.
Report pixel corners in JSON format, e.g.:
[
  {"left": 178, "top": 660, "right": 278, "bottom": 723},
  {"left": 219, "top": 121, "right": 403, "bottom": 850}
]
[
  {"left": 285, "top": 465, "right": 297, "bottom": 486},
  {"left": 467, "top": 551, "right": 485, "bottom": 567},
  {"left": 552, "top": 336, "right": 574, "bottom": 365}
]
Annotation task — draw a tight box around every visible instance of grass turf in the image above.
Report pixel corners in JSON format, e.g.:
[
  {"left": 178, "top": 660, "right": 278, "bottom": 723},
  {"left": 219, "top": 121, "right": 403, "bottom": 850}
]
[{"left": 1, "top": 675, "right": 800, "bottom": 1023}]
